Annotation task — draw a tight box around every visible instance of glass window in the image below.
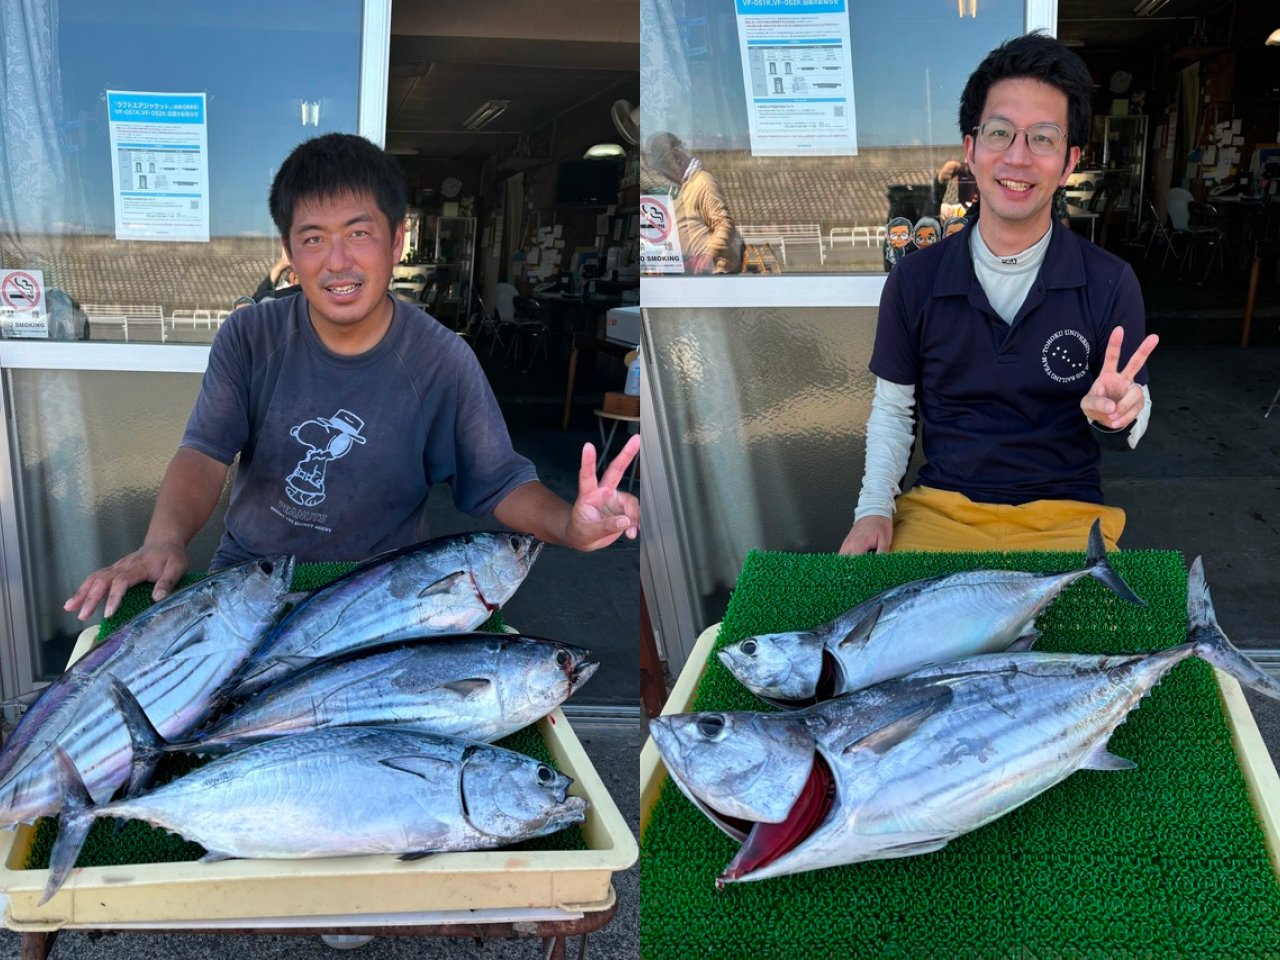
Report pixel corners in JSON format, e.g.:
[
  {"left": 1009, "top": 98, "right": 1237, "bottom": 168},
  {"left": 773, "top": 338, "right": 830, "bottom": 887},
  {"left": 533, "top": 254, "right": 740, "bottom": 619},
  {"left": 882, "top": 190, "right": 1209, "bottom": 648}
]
[
  {"left": 640, "top": 0, "right": 1025, "bottom": 276},
  {"left": 0, "top": 0, "right": 363, "bottom": 343}
]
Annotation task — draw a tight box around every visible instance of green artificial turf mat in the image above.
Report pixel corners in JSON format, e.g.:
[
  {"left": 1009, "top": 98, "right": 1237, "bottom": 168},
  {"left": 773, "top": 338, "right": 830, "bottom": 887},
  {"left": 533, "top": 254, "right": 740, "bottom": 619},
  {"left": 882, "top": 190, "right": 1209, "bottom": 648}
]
[
  {"left": 640, "top": 547, "right": 1280, "bottom": 959},
  {"left": 23, "top": 563, "right": 589, "bottom": 871}
]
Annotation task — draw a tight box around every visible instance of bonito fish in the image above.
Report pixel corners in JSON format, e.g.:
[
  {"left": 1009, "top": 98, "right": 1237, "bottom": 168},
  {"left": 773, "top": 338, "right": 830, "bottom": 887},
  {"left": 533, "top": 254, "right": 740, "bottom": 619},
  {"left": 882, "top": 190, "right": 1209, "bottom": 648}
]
[
  {"left": 232, "top": 532, "right": 542, "bottom": 697},
  {"left": 42, "top": 683, "right": 587, "bottom": 905},
  {"left": 718, "top": 518, "right": 1143, "bottom": 706},
  {"left": 0, "top": 556, "right": 295, "bottom": 827},
  {"left": 653, "top": 557, "right": 1280, "bottom": 886},
  {"left": 168, "top": 634, "right": 597, "bottom": 750}
]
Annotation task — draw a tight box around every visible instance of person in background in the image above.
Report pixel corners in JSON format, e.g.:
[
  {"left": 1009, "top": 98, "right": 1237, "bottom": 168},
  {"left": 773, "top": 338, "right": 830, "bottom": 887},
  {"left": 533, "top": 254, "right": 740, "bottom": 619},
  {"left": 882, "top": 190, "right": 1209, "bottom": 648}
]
[
  {"left": 67, "top": 132, "right": 640, "bottom": 621},
  {"left": 645, "top": 132, "right": 744, "bottom": 274},
  {"left": 252, "top": 251, "right": 301, "bottom": 302},
  {"left": 839, "top": 32, "right": 1158, "bottom": 557}
]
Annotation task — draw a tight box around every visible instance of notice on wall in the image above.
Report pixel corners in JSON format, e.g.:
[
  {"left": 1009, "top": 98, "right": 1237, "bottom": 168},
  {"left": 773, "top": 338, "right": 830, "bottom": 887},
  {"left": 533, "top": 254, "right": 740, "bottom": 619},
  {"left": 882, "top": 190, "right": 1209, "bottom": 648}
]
[
  {"left": 0, "top": 269, "right": 48, "bottom": 338},
  {"left": 639, "top": 193, "right": 685, "bottom": 274},
  {"left": 734, "top": 0, "right": 857, "bottom": 157},
  {"left": 107, "top": 90, "right": 210, "bottom": 242}
]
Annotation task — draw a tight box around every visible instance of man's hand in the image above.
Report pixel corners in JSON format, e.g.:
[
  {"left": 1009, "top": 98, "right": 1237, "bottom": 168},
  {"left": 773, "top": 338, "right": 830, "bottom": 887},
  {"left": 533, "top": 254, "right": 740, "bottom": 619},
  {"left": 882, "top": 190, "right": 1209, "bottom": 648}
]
[
  {"left": 63, "top": 539, "right": 189, "bottom": 622},
  {"left": 1081, "top": 327, "right": 1159, "bottom": 431},
  {"left": 565, "top": 435, "right": 641, "bottom": 550},
  {"left": 839, "top": 515, "right": 893, "bottom": 555}
]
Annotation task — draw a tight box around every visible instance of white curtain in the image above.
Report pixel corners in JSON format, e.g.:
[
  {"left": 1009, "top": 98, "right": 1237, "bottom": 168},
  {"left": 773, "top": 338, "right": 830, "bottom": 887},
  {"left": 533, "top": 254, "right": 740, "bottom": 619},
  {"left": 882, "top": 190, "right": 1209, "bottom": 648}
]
[{"left": 0, "top": 0, "right": 65, "bottom": 236}]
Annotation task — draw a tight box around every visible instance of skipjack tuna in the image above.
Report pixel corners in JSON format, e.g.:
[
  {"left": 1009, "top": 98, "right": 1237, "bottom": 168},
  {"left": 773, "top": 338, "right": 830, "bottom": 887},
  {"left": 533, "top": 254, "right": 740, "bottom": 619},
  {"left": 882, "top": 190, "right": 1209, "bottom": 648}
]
[
  {"left": 718, "top": 518, "right": 1143, "bottom": 707},
  {"left": 41, "top": 682, "right": 587, "bottom": 905},
  {"left": 652, "top": 558, "right": 1280, "bottom": 886},
  {"left": 0, "top": 557, "right": 295, "bottom": 827},
  {"left": 166, "top": 634, "right": 597, "bottom": 750},
  {"left": 231, "top": 532, "right": 542, "bottom": 697}
]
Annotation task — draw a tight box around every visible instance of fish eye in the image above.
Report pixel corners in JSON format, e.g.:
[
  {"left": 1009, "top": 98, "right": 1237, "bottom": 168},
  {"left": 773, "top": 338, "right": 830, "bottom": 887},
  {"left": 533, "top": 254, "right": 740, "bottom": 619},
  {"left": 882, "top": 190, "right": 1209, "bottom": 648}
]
[
  {"left": 740, "top": 639, "right": 758, "bottom": 657},
  {"left": 696, "top": 715, "right": 725, "bottom": 738},
  {"left": 509, "top": 534, "right": 524, "bottom": 551},
  {"left": 555, "top": 649, "right": 571, "bottom": 667},
  {"left": 536, "top": 764, "right": 555, "bottom": 785},
  {"left": 257, "top": 559, "right": 275, "bottom": 575}
]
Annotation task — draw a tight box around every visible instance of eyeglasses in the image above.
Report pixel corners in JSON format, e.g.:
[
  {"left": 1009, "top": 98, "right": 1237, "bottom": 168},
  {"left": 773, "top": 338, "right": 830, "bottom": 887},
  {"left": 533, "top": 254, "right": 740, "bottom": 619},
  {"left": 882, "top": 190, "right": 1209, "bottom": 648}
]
[{"left": 973, "top": 119, "right": 1066, "bottom": 156}]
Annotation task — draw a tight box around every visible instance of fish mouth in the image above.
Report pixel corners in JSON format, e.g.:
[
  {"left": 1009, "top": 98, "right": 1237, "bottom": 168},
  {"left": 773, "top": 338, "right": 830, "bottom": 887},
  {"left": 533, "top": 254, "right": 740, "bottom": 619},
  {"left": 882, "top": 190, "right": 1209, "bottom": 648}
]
[
  {"left": 552, "top": 794, "right": 589, "bottom": 826},
  {"left": 570, "top": 659, "right": 599, "bottom": 691},
  {"left": 717, "top": 752, "right": 836, "bottom": 886}
]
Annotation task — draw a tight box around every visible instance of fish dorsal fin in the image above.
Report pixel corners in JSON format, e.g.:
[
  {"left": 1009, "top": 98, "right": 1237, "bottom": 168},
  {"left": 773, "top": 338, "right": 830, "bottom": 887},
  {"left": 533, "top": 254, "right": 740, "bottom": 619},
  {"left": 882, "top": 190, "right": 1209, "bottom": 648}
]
[
  {"left": 420, "top": 570, "right": 471, "bottom": 600},
  {"left": 833, "top": 603, "right": 882, "bottom": 650},
  {"left": 379, "top": 755, "right": 456, "bottom": 782},
  {"left": 841, "top": 689, "right": 952, "bottom": 756}
]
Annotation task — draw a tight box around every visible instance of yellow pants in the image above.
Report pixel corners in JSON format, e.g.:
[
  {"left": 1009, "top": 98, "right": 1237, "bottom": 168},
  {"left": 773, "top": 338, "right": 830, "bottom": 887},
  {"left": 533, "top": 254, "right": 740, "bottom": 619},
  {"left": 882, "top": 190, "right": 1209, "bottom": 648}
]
[{"left": 891, "top": 486, "right": 1126, "bottom": 553}]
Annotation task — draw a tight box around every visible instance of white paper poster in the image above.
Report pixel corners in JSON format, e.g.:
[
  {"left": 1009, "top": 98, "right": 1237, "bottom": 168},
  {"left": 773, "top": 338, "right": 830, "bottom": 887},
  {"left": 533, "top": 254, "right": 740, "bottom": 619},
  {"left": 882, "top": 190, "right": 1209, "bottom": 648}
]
[
  {"left": 639, "top": 194, "right": 685, "bottom": 274},
  {"left": 0, "top": 269, "right": 48, "bottom": 338},
  {"left": 734, "top": 0, "right": 857, "bottom": 157},
  {"left": 107, "top": 90, "right": 210, "bottom": 242}
]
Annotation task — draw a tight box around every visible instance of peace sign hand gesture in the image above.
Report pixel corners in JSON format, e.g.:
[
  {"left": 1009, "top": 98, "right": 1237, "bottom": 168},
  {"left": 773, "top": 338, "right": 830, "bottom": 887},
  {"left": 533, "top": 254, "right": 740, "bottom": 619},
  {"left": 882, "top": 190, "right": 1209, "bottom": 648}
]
[
  {"left": 565, "top": 435, "right": 641, "bottom": 551},
  {"left": 1081, "top": 326, "right": 1159, "bottom": 431}
]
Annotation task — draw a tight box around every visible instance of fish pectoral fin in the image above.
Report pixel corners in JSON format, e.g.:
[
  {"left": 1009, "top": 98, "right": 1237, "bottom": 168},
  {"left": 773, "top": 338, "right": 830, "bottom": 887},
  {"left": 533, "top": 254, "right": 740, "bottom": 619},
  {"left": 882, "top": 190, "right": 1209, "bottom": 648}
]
[
  {"left": 397, "top": 851, "right": 435, "bottom": 862},
  {"left": 1081, "top": 744, "right": 1136, "bottom": 771},
  {"left": 379, "top": 755, "right": 457, "bottom": 782},
  {"left": 1007, "top": 628, "right": 1041, "bottom": 652},
  {"left": 198, "top": 850, "right": 239, "bottom": 862},
  {"left": 439, "top": 678, "right": 491, "bottom": 698},
  {"left": 158, "top": 613, "right": 216, "bottom": 660},
  {"left": 833, "top": 604, "right": 882, "bottom": 650},
  {"left": 419, "top": 570, "right": 471, "bottom": 600},
  {"left": 840, "top": 691, "right": 952, "bottom": 756},
  {"left": 873, "top": 834, "right": 952, "bottom": 860}
]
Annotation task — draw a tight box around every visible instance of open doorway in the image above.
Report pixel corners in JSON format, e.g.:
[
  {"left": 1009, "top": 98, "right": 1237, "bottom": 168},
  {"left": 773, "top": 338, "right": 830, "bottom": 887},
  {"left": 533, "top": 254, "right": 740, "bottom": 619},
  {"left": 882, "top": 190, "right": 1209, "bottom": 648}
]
[{"left": 385, "top": 2, "right": 641, "bottom": 709}]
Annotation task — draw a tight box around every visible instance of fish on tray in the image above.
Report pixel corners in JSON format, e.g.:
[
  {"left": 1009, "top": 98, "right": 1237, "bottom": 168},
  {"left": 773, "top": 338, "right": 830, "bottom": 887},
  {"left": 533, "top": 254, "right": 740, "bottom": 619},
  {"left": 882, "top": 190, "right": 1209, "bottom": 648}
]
[
  {"left": 652, "top": 557, "right": 1280, "bottom": 886},
  {"left": 231, "top": 532, "right": 543, "bottom": 698},
  {"left": 40, "top": 681, "right": 588, "bottom": 905},
  {"left": 164, "top": 633, "right": 597, "bottom": 750},
  {"left": 718, "top": 518, "right": 1144, "bottom": 706},
  {"left": 0, "top": 556, "right": 296, "bottom": 827}
]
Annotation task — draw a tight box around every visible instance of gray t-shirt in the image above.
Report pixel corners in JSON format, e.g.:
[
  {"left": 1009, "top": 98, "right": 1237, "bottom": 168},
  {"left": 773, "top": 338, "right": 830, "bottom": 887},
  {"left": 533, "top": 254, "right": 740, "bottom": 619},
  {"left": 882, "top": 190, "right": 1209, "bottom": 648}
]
[{"left": 183, "top": 295, "right": 537, "bottom": 568}]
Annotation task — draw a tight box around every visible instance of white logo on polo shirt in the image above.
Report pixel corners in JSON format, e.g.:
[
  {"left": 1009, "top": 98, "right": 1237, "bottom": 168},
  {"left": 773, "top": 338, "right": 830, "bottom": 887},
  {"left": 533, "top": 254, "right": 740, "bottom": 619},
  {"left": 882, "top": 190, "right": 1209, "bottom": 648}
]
[{"left": 1041, "top": 330, "right": 1090, "bottom": 383}]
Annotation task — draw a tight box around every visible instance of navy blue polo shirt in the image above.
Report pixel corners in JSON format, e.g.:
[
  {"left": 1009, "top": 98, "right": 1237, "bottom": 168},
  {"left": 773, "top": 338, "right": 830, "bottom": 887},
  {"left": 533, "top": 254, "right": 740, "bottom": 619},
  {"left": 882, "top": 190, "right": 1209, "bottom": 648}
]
[{"left": 869, "top": 219, "right": 1148, "bottom": 507}]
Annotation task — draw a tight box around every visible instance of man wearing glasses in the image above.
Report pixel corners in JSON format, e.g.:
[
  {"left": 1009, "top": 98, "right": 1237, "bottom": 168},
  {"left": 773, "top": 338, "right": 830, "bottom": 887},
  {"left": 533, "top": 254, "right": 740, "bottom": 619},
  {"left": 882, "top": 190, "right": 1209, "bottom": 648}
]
[{"left": 840, "top": 32, "right": 1159, "bottom": 555}]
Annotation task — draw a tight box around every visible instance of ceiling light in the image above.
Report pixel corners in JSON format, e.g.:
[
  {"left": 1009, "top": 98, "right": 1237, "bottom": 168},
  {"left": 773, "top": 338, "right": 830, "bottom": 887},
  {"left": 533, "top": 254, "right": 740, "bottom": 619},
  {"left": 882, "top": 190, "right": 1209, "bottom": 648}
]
[
  {"left": 583, "top": 143, "right": 625, "bottom": 159},
  {"left": 1267, "top": 28, "right": 1280, "bottom": 46},
  {"left": 387, "top": 147, "right": 418, "bottom": 156},
  {"left": 462, "top": 100, "right": 510, "bottom": 132},
  {"left": 1133, "top": 0, "right": 1172, "bottom": 17}
]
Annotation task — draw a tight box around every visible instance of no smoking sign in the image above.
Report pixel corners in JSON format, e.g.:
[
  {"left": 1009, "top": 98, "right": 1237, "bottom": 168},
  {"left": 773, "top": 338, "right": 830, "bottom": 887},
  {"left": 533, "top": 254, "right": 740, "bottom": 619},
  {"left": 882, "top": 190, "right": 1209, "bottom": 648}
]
[{"left": 0, "top": 269, "right": 49, "bottom": 338}]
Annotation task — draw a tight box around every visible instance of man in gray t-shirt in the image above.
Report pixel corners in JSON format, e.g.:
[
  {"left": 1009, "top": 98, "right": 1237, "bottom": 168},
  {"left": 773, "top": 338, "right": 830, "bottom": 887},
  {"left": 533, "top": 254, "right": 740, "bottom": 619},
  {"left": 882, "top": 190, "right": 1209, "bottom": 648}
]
[{"left": 67, "top": 133, "right": 640, "bottom": 620}]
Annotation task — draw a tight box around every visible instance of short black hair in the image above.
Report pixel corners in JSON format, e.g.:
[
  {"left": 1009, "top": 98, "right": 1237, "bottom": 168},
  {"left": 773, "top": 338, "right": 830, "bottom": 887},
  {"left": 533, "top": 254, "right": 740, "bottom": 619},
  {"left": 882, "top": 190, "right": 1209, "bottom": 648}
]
[
  {"left": 958, "top": 31, "right": 1093, "bottom": 150},
  {"left": 269, "top": 133, "right": 406, "bottom": 242}
]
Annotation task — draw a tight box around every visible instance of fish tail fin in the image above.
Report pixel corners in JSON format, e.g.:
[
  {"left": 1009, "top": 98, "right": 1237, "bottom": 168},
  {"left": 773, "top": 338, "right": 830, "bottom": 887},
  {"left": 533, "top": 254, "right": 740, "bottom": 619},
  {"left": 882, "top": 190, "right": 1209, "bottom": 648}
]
[
  {"left": 1085, "top": 518, "right": 1146, "bottom": 607},
  {"left": 42, "top": 747, "right": 98, "bottom": 905},
  {"left": 1188, "top": 556, "right": 1280, "bottom": 700},
  {"left": 103, "top": 677, "right": 167, "bottom": 798}
]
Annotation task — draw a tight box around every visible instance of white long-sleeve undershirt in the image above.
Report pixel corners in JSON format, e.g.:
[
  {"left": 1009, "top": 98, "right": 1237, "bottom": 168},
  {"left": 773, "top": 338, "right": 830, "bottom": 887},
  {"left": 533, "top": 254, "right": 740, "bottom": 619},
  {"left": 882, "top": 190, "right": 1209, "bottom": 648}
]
[{"left": 854, "top": 377, "right": 1152, "bottom": 520}]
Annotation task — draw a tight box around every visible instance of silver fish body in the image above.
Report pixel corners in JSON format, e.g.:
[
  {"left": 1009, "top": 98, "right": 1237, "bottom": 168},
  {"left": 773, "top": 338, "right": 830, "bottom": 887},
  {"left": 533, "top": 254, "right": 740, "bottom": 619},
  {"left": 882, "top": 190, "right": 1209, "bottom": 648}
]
[
  {"left": 654, "top": 556, "right": 1280, "bottom": 885},
  {"left": 181, "top": 634, "right": 597, "bottom": 749},
  {"left": 233, "top": 532, "right": 542, "bottom": 697},
  {"left": 718, "top": 519, "right": 1143, "bottom": 705},
  {"left": 0, "top": 556, "right": 296, "bottom": 826},
  {"left": 44, "top": 726, "right": 587, "bottom": 904}
]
